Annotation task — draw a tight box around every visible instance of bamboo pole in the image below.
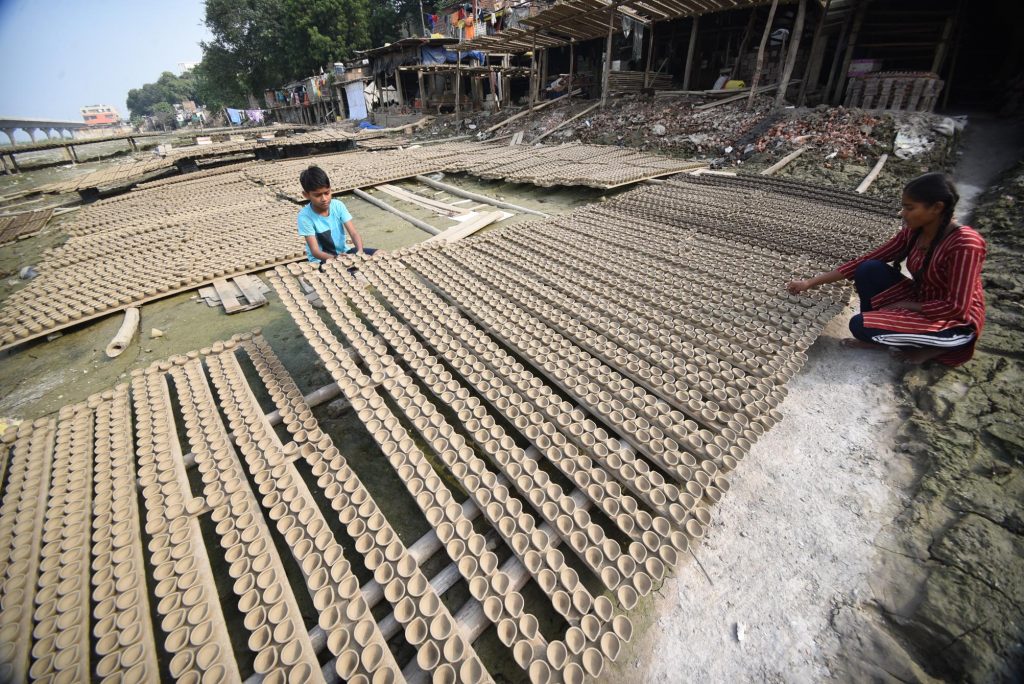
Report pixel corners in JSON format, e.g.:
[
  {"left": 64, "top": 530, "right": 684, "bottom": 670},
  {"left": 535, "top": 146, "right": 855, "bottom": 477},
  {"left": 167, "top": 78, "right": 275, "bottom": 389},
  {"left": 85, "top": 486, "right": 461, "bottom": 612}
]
[
  {"left": 483, "top": 90, "right": 580, "bottom": 133},
  {"left": 797, "top": 0, "right": 832, "bottom": 106},
  {"left": 856, "top": 154, "right": 888, "bottom": 193},
  {"left": 413, "top": 175, "right": 550, "bottom": 217},
  {"left": 822, "top": 3, "right": 855, "bottom": 105},
  {"left": 533, "top": 102, "right": 601, "bottom": 143},
  {"left": 746, "top": 0, "right": 779, "bottom": 110},
  {"left": 760, "top": 146, "right": 807, "bottom": 175},
  {"left": 643, "top": 21, "right": 654, "bottom": 88},
  {"left": 775, "top": 0, "right": 806, "bottom": 107},
  {"left": 455, "top": 50, "right": 462, "bottom": 128},
  {"left": 732, "top": 8, "right": 759, "bottom": 80},
  {"left": 832, "top": 1, "right": 867, "bottom": 104},
  {"left": 569, "top": 40, "right": 576, "bottom": 96},
  {"left": 601, "top": 7, "right": 614, "bottom": 107},
  {"left": 352, "top": 188, "right": 440, "bottom": 235},
  {"left": 682, "top": 16, "right": 700, "bottom": 91}
]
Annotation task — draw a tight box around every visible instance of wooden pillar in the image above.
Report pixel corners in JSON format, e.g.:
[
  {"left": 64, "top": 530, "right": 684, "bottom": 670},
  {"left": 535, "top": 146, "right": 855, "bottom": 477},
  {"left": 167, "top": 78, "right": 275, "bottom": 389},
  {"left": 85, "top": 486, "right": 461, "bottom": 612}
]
[
  {"left": 682, "top": 16, "right": 700, "bottom": 90},
  {"left": 529, "top": 39, "right": 537, "bottom": 107},
  {"left": 931, "top": 4, "right": 958, "bottom": 74},
  {"left": 822, "top": 4, "right": 854, "bottom": 104},
  {"left": 455, "top": 51, "right": 462, "bottom": 126},
  {"left": 642, "top": 22, "right": 654, "bottom": 88},
  {"left": 832, "top": 0, "right": 866, "bottom": 104},
  {"left": 732, "top": 8, "right": 758, "bottom": 80},
  {"left": 798, "top": 0, "right": 832, "bottom": 106},
  {"left": 394, "top": 69, "right": 405, "bottom": 106},
  {"left": 746, "top": 0, "right": 779, "bottom": 109},
  {"left": 941, "top": 9, "right": 963, "bottom": 110},
  {"left": 569, "top": 41, "right": 576, "bottom": 95},
  {"left": 775, "top": 0, "right": 806, "bottom": 107},
  {"left": 417, "top": 71, "right": 426, "bottom": 109},
  {"left": 541, "top": 48, "right": 549, "bottom": 92},
  {"left": 601, "top": 8, "right": 614, "bottom": 107}
]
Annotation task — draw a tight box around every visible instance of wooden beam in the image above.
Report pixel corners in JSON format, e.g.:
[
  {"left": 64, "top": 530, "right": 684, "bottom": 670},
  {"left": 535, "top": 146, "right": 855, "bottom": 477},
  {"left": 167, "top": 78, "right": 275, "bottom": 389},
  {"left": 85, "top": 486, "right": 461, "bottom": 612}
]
[
  {"left": 775, "top": 0, "right": 806, "bottom": 107},
  {"left": 682, "top": 16, "right": 700, "bottom": 91},
  {"left": 798, "top": 0, "right": 832, "bottom": 106},
  {"left": 731, "top": 7, "right": 759, "bottom": 80},
  {"left": 643, "top": 22, "right": 655, "bottom": 88},
  {"left": 483, "top": 89, "right": 580, "bottom": 133},
  {"left": 822, "top": 3, "right": 855, "bottom": 105},
  {"left": 413, "top": 175, "right": 550, "bottom": 217},
  {"left": 747, "top": 0, "right": 779, "bottom": 110}
]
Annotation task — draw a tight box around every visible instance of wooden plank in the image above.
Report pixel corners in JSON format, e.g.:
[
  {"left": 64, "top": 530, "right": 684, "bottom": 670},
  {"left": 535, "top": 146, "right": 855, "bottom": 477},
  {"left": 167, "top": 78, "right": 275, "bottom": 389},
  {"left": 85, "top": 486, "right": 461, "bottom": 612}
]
[
  {"left": 856, "top": 154, "right": 888, "bottom": 193},
  {"left": 424, "top": 210, "right": 506, "bottom": 244},
  {"left": 377, "top": 184, "right": 468, "bottom": 216},
  {"left": 533, "top": 102, "right": 601, "bottom": 143},
  {"left": 211, "top": 278, "right": 244, "bottom": 313},
  {"left": 233, "top": 274, "right": 268, "bottom": 307}
]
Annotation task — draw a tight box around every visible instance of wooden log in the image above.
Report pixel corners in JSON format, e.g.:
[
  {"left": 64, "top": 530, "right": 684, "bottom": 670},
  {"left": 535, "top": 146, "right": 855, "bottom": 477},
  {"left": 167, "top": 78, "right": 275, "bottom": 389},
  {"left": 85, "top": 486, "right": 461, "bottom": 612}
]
[
  {"left": 425, "top": 210, "right": 505, "bottom": 244},
  {"left": 855, "top": 153, "right": 888, "bottom": 193},
  {"left": 413, "top": 175, "right": 549, "bottom": 217},
  {"left": 682, "top": 16, "right": 700, "bottom": 91},
  {"left": 643, "top": 21, "right": 655, "bottom": 88},
  {"left": 352, "top": 188, "right": 441, "bottom": 235},
  {"left": 760, "top": 146, "right": 808, "bottom": 175},
  {"left": 775, "top": 0, "right": 806, "bottom": 107},
  {"left": 732, "top": 8, "right": 759, "bottom": 80},
  {"left": 747, "top": 0, "right": 780, "bottom": 110},
  {"left": 822, "top": 2, "right": 854, "bottom": 105},
  {"left": 533, "top": 102, "right": 601, "bottom": 143}
]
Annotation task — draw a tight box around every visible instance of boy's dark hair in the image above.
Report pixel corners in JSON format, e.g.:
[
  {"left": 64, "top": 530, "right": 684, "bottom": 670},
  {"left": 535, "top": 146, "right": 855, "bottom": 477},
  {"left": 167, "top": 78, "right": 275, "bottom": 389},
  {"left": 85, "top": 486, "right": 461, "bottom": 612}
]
[{"left": 300, "top": 166, "right": 331, "bottom": 192}]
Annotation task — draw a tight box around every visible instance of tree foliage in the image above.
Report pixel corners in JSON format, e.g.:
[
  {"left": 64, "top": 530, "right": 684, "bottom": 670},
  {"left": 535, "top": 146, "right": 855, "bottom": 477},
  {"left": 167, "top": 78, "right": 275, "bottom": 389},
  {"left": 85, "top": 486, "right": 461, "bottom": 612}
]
[
  {"left": 200, "top": 0, "right": 377, "bottom": 99},
  {"left": 126, "top": 71, "right": 199, "bottom": 119}
]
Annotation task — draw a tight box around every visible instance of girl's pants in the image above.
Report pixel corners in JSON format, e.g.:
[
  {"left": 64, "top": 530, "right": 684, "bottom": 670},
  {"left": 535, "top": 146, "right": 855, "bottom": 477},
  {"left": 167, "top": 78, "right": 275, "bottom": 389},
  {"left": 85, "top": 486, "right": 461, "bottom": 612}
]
[{"left": 848, "top": 260, "right": 975, "bottom": 349}]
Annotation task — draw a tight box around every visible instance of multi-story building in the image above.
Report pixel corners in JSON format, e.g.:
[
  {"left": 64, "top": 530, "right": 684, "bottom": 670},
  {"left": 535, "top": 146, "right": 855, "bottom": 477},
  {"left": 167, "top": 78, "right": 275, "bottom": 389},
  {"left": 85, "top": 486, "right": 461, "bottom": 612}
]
[{"left": 80, "top": 105, "right": 121, "bottom": 126}]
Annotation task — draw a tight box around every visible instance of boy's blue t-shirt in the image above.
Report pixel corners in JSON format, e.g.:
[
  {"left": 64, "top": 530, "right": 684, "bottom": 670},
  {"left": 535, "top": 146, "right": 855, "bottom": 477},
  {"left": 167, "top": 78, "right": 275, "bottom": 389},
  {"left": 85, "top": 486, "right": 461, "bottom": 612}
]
[{"left": 297, "top": 199, "right": 354, "bottom": 263}]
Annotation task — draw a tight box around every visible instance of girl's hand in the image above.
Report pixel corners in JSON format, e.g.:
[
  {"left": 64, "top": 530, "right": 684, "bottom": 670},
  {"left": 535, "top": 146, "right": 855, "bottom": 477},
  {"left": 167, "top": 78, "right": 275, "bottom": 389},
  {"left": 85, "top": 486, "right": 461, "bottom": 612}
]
[{"left": 787, "top": 279, "right": 812, "bottom": 294}]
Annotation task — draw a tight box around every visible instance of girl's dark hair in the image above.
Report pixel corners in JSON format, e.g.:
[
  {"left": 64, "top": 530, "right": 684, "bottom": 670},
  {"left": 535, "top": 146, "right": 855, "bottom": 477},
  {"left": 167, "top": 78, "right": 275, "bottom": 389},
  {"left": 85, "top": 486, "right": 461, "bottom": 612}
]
[
  {"left": 300, "top": 165, "right": 331, "bottom": 192},
  {"left": 903, "top": 172, "right": 958, "bottom": 227}
]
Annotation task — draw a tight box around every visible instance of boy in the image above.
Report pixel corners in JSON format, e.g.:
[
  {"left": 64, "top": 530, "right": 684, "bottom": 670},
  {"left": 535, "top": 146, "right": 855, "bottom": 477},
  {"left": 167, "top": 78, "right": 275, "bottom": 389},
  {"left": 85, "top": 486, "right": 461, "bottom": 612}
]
[{"left": 297, "top": 166, "right": 375, "bottom": 267}]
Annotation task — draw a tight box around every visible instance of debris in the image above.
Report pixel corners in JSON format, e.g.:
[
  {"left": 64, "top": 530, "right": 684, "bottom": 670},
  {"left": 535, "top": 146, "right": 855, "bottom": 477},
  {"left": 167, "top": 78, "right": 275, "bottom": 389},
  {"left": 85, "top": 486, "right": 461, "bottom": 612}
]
[
  {"left": 150, "top": 328, "right": 164, "bottom": 339},
  {"left": 18, "top": 266, "right": 37, "bottom": 280},
  {"left": 735, "top": 622, "right": 745, "bottom": 642},
  {"left": 650, "top": 124, "right": 667, "bottom": 136}
]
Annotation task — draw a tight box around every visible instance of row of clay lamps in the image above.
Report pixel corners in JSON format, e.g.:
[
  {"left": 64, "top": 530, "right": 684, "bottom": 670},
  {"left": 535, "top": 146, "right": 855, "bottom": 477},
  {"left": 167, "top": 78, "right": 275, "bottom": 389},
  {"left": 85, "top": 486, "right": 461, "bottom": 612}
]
[
  {"left": 544, "top": 211, "right": 837, "bottom": 338},
  {"left": 322, "top": 262, "right": 683, "bottom": 603},
  {"left": 29, "top": 401, "right": 94, "bottom": 682},
  {"left": 202, "top": 344, "right": 408, "bottom": 683},
  {"left": 676, "top": 173, "right": 896, "bottom": 214},
  {"left": 89, "top": 387, "right": 161, "bottom": 681},
  {"left": 240, "top": 333, "right": 499, "bottom": 683},
  {"left": 275, "top": 268, "right": 629, "bottom": 684},
  {"left": 410, "top": 248, "right": 746, "bottom": 483},
  {"left": 131, "top": 366, "right": 241, "bottom": 682},
  {"left": 452, "top": 238, "right": 789, "bottom": 436},
  {"left": 623, "top": 181, "right": 898, "bottom": 264},
  {"left": 167, "top": 356, "right": 322, "bottom": 681},
  {"left": 0, "top": 418, "right": 55, "bottom": 682},
  {"left": 350, "top": 260, "right": 701, "bottom": 569},
  {"left": 276, "top": 268, "right": 588, "bottom": 682},
  {"left": 0, "top": 210, "right": 301, "bottom": 345},
  {"left": 473, "top": 221, "right": 810, "bottom": 414},
  {"left": 272, "top": 273, "right": 522, "bottom": 683}
]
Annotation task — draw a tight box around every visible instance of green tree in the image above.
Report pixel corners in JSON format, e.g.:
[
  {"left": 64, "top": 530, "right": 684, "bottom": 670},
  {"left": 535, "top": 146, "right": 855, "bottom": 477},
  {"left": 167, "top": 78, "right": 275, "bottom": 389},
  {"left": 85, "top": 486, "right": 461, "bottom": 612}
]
[
  {"left": 126, "top": 71, "right": 199, "bottom": 118},
  {"left": 200, "top": 0, "right": 374, "bottom": 99},
  {"left": 150, "top": 102, "right": 177, "bottom": 130}
]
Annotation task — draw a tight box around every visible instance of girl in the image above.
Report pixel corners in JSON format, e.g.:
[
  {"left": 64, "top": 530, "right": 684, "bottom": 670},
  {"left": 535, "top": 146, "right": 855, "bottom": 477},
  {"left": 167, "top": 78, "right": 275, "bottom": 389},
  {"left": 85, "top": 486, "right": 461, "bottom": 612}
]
[{"left": 787, "top": 172, "right": 986, "bottom": 366}]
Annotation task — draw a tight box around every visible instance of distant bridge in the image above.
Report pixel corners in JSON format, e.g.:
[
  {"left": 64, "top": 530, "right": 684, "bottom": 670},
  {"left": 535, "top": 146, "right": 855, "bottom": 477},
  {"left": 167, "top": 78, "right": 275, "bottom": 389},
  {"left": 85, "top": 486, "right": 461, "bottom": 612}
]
[{"left": 0, "top": 116, "right": 89, "bottom": 145}]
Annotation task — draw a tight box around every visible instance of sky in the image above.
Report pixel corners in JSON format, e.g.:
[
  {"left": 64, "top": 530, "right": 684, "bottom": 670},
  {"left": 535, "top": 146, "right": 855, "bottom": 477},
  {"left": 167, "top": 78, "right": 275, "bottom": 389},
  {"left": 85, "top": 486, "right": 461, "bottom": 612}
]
[{"left": 0, "top": 0, "right": 210, "bottom": 124}]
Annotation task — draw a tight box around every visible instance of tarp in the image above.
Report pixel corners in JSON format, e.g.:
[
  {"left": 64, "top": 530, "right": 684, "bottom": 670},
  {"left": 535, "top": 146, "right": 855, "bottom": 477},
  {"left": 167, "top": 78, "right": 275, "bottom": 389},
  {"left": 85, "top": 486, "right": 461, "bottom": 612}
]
[
  {"left": 345, "top": 82, "right": 368, "bottom": 120},
  {"left": 420, "top": 47, "right": 487, "bottom": 65}
]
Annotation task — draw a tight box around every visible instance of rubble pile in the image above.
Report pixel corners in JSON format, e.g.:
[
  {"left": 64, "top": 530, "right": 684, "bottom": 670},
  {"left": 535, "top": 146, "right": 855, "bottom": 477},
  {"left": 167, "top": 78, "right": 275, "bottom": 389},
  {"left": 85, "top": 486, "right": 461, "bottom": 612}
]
[{"left": 753, "top": 107, "right": 885, "bottom": 161}]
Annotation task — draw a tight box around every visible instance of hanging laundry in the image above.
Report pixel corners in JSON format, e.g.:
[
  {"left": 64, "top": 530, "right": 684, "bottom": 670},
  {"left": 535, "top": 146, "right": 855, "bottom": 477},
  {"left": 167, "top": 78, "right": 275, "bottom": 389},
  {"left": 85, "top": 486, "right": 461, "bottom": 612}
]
[
  {"left": 633, "top": 23, "right": 644, "bottom": 63},
  {"left": 226, "top": 108, "right": 243, "bottom": 125},
  {"left": 246, "top": 109, "right": 264, "bottom": 123}
]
